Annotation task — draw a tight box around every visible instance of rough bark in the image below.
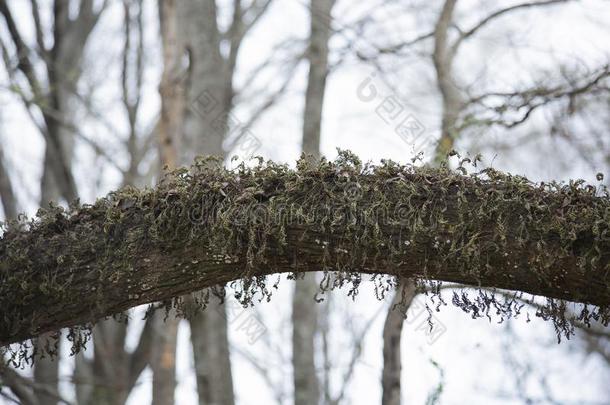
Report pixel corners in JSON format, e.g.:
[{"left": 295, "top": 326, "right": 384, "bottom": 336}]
[
  {"left": 1, "top": 156, "right": 608, "bottom": 348},
  {"left": 381, "top": 279, "right": 416, "bottom": 405}
]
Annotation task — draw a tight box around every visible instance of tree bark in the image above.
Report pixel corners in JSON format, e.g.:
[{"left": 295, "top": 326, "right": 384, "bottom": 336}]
[{"left": 1, "top": 159, "right": 608, "bottom": 346}]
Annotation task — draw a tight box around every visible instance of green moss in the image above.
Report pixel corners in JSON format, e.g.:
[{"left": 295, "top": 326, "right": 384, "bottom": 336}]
[{"left": 1, "top": 151, "right": 609, "bottom": 365}]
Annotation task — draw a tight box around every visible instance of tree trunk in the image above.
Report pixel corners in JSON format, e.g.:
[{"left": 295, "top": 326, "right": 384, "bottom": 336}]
[
  {"left": 158, "top": 0, "right": 183, "bottom": 170},
  {"left": 150, "top": 1, "right": 184, "bottom": 402},
  {"left": 381, "top": 3, "right": 462, "bottom": 397},
  {"left": 32, "top": 333, "right": 60, "bottom": 405},
  {"left": 381, "top": 279, "right": 416, "bottom": 405},
  {"left": 151, "top": 313, "right": 178, "bottom": 405},
  {"left": 175, "top": 1, "right": 237, "bottom": 403},
  {"left": 301, "top": 0, "right": 334, "bottom": 158},
  {"left": 190, "top": 307, "right": 235, "bottom": 405},
  {"left": 293, "top": 2, "right": 335, "bottom": 403},
  {"left": 293, "top": 272, "right": 320, "bottom": 405},
  {"left": 176, "top": 0, "right": 225, "bottom": 163},
  {"left": 432, "top": 0, "right": 462, "bottom": 163}
]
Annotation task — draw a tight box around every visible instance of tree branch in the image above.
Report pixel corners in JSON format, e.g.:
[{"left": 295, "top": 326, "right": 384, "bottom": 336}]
[
  {"left": 0, "top": 0, "right": 45, "bottom": 99},
  {"left": 0, "top": 155, "right": 609, "bottom": 347},
  {"left": 465, "top": 64, "right": 610, "bottom": 129},
  {"left": 450, "top": 0, "right": 572, "bottom": 57},
  {"left": 29, "top": 0, "right": 49, "bottom": 63}
]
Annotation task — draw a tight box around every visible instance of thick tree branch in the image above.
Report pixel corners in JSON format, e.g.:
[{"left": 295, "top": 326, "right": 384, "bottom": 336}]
[{"left": 0, "top": 155, "right": 609, "bottom": 347}]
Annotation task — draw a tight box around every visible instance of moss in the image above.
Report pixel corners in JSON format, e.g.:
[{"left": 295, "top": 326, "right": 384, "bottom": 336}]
[{"left": 1, "top": 151, "right": 609, "bottom": 365}]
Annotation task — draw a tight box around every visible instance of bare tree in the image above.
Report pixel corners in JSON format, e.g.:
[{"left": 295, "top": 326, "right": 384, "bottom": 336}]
[
  {"left": 0, "top": 0, "right": 111, "bottom": 206},
  {"left": 0, "top": 2, "right": 109, "bottom": 403},
  {"left": 167, "top": 1, "right": 278, "bottom": 404},
  {"left": 371, "top": 2, "right": 610, "bottom": 402},
  {"left": 0, "top": 2, "right": 164, "bottom": 404}
]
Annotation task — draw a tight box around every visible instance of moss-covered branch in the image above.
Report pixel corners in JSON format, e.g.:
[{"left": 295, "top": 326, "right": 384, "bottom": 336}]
[{"left": 1, "top": 152, "right": 609, "bottom": 349}]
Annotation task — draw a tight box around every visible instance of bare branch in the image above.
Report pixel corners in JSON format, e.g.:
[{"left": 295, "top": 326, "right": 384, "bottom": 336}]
[
  {"left": 451, "top": 0, "right": 572, "bottom": 58},
  {"left": 465, "top": 65, "right": 610, "bottom": 130},
  {"left": 226, "top": 52, "right": 303, "bottom": 152},
  {"left": 332, "top": 303, "right": 386, "bottom": 405},
  {"left": 29, "top": 0, "right": 49, "bottom": 63},
  {"left": 241, "top": 0, "right": 273, "bottom": 37},
  {"left": 0, "top": 0, "right": 45, "bottom": 99}
]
